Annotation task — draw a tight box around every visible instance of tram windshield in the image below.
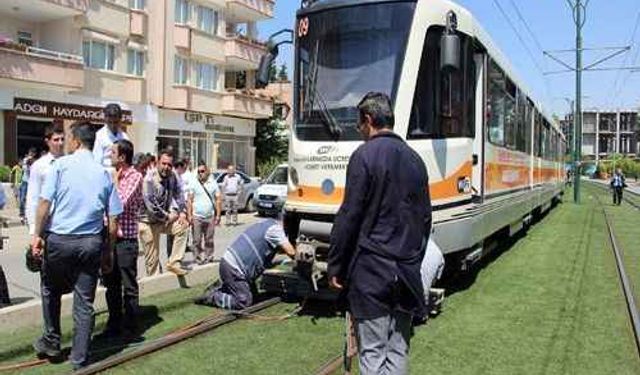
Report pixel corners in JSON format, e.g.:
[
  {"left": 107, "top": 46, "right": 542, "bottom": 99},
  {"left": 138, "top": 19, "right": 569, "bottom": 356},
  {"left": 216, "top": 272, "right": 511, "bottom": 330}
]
[{"left": 295, "top": 2, "right": 416, "bottom": 141}]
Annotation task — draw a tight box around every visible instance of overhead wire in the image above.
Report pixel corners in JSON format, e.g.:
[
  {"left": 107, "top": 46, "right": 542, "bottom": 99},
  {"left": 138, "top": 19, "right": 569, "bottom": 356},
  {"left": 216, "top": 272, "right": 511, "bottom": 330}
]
[
  {"left": 607, "top": 2, "right": 640, "bottom": 107},
  {"left": 491, "top": 0, "right": 552, "bottom": 106}
]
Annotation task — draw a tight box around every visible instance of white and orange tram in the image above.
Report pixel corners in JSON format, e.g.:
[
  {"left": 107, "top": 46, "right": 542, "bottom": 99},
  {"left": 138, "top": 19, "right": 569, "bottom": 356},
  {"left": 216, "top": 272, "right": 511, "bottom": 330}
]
[{"left": 261, "top": 0, "right": 565, "bottom": 289}]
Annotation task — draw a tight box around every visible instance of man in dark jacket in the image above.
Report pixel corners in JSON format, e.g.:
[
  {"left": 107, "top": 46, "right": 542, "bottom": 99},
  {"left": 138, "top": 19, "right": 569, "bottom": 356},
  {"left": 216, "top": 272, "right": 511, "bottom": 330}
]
[
  {"left": 610, "top": 168, "right": 626, "bottom": 205},
  {"left": 328, "top": 92, "right": 432, "bottom": 375}
]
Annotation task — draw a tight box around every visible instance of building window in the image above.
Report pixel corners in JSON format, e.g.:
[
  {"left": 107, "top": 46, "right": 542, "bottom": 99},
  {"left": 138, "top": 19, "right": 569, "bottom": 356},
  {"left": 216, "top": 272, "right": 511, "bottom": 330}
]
[
  {"left": 17, "top": 31, "right": 33, "bottom": 46},
  {"left": 195, "top": 62, "right": 218, "bottom": 91},
  {"left": 196, "top": 5, "right": 219, "bottom": 35},
  {"left": 83, "top": 40, "right": 115, "bottom": 70},
  {"left": 174, "top": 56, "right": 189, "bottom": 84},
  {"left": 127, "top": 49, "right": 144, "bottom": 76},
  {"left": 175, "top": 0, "right": 190, "bottom": 24},
  {"left": 129, "top": 0, "right": 145, "bottom": 10}
]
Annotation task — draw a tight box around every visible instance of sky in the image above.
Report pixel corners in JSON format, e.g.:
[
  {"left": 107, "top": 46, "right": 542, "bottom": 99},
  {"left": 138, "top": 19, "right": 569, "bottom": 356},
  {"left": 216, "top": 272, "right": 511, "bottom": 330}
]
[{"left": 259, "top": 0, "right": 640, "bottom": 117}]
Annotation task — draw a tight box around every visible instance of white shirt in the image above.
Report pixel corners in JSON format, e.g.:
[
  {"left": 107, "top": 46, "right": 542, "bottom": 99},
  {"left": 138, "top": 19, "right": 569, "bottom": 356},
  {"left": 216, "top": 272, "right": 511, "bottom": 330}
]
[
  {"left": 93, "top": 125, "right": 129, "bottom": 170},
  {"left": 26, "top": 153, "right": 57, "bottom": 235}
]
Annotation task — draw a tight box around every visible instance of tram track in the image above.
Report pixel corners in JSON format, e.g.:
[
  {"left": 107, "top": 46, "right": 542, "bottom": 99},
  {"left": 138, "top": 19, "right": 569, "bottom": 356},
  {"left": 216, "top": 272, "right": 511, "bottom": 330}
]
[
  {"left": 0, "top": 297, "right": 283, "bottom": 374},
  {"left": 589, "top": 183, "right": 640, "bottom": 359}
]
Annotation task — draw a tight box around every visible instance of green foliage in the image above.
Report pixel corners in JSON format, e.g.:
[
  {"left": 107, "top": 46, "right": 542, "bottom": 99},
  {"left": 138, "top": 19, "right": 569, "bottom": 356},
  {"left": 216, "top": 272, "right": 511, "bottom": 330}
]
[
  {"left": 257, "top": 157, "right": 284, "bottom": 179},
  {"left": 255, "top": 117, "right": 287, "bottom": 171},
  {"left": 596, "top": 155, "right": 640, "bottom": 179},
  {"left": 268, "top": 60, "right": 277, "bottom": 83},
  {"left": 277, "top": 64, "right": 288, "bottom": 81},
  {"left": 0, "top": 165, "right": 10, "bottom": 183}
]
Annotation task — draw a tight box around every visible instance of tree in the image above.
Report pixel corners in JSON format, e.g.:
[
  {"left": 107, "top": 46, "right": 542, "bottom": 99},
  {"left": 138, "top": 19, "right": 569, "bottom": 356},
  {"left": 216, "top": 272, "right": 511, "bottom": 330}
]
[
  {"left": 268, "top": 60, "right": 278, "bottom": 83},
  {"left": 277, "top": 64, "right": 288, "bottom": 82},
  {"left": 254, "top": 117, "right": 288, "bottom": 176}
]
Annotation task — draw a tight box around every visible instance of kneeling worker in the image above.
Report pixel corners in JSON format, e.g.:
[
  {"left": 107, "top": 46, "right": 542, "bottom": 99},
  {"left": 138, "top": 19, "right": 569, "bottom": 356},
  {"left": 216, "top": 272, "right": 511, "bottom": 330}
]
[{"left": 196, "top": 217, "right": 296, "bottom": 309}]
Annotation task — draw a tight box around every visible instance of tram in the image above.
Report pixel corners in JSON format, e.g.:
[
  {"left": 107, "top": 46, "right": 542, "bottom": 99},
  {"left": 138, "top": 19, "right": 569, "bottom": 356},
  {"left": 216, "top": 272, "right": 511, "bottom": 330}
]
[{"left": 259, "top": 0, "right": 566, "bottom": 294}]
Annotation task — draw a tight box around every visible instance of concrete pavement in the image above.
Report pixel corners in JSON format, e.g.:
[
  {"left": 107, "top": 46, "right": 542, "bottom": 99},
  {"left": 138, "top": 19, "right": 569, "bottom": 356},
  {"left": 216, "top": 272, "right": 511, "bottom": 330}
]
[{"left": 0, "top": 207, "right": 262, "bottom": 306}]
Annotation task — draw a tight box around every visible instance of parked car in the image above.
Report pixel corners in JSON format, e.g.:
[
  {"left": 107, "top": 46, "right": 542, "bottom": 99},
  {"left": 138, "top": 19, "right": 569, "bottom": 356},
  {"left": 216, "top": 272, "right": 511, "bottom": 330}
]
[
  {"left": 213, "top": 170, "right": 260, "bottom": 212},
  {"left": 254, "top": 164, "right": 288, "bottom": 217}
]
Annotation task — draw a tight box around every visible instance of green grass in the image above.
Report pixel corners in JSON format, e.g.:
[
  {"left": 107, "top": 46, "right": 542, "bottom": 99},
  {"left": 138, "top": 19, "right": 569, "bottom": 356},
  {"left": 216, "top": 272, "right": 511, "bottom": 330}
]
[
  {"left": 2, "top": 188, "right": 640, "bottom": 374},
  {"left": 410, "top": 187, "right": 640, "bottom": 375}
]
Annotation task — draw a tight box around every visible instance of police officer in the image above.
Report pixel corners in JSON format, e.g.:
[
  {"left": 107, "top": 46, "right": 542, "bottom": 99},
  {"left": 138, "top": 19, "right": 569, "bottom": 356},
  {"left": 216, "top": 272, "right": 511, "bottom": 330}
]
[{"left": 31, "top": 121, "right": 123, "bottom": 369}]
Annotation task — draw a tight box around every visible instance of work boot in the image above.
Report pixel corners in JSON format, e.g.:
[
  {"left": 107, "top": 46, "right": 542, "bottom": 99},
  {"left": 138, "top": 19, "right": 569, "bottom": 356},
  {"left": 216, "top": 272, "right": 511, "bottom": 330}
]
[
  {"left": 166, "top": 263, "right": 188, "bottom": 276},
  {"left": 33, "top": 337, "right": 61, "bottom": 359}
]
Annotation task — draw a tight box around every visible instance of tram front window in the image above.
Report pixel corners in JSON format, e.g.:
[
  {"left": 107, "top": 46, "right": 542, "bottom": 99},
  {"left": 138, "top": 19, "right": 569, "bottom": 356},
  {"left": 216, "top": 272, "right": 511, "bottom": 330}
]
[{"left": 295, "top": 2, "right": 416, "bottom": 141}]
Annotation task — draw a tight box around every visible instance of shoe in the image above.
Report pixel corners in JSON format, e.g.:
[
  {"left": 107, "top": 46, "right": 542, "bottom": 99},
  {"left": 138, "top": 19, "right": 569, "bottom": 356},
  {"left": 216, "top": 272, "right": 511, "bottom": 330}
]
[
  {"left": 96, "top": 325, "right": 122, "bottom": 339},
  {"left": 166, "top": 263, "right": 188, "bottom": 276},
  {"left": 33, "top": 337, "right": 61, "bottom": 359}
]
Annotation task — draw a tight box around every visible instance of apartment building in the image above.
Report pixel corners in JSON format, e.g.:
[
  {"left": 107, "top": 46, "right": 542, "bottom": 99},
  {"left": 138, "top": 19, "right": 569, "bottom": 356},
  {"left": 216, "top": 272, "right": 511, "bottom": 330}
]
[
  {"left": 0, "top": 0, "right": 274, "bottom": 174},
  {"left": 578, "top": 109, "right": 639, "bottom": 162}
]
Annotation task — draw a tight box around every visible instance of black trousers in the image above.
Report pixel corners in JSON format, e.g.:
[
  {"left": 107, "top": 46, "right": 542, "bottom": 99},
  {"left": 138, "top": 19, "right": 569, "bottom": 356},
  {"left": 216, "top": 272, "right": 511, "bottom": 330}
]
[
  {"left": 41, "top": 233, "right": 102, "bottom": 368},
  {"left": 613, "top": 187, "right": 623, "bottom": 205},
  {"left": 104, "top": 239, "right": 140, "bottom": 330}
]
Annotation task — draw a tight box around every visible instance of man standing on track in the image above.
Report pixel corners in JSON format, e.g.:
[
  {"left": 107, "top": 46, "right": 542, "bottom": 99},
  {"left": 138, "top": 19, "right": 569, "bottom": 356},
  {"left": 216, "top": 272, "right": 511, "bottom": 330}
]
[
  {"left": 26, "top": 124, "right": 65, "bottom": 235},
  {"left": 31, "top": 122, "right": 122, "bottom": 370},
  {"left": 328, "top": 92, "right": 432, "bottom": 375},
  {"left": 611, "top": 168, "right": 626, "bottom": 206}
]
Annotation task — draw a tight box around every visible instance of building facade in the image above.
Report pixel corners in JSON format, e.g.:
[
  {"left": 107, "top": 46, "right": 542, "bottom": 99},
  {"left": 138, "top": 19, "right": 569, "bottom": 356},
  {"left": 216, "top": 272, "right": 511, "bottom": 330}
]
[
  {"left": 0, "top": 0, "right": 274, "bottom": 174},
  {"left": 574, "top": 110, "right": 639, "bottom": 162}
]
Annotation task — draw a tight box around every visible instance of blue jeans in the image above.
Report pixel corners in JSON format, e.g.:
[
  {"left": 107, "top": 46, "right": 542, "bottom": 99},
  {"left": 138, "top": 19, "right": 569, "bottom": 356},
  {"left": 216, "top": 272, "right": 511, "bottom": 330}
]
[
  {"left": 18, "top": 181, "right": 28, "bottom": 217},
  {"left": 40, "top": 233, "right": 102, "bottom": 368}
]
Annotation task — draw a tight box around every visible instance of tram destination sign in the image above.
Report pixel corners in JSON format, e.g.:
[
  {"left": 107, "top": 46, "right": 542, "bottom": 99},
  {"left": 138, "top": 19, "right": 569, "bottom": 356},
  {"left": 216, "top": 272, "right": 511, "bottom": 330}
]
[{"left": 13, "top": 98, "right": 133, "bottom": 125}]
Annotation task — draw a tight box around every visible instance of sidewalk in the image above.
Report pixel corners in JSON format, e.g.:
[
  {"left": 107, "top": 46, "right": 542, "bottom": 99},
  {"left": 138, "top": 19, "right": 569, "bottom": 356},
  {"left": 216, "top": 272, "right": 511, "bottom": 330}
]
[
  {"left": 0, "top": 210, "right": 262, "bottom": 306},
  {"left": 584, "top": 176, "right": 640, "bottom": 195}
]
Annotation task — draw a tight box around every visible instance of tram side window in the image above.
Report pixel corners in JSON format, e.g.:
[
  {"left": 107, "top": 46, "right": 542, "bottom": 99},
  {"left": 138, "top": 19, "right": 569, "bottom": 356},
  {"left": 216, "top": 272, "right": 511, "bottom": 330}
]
[
  {"left": 524, "top": 98, "right": 534, "bottom": 154},
  {"left": 515, "top": 90, "right": 527, "bottom": 152},
  {"left": 408, "top": 27, "right": 476, "bottom": 139},
  {"left": 534, "top": 111, "right": 542, "bottom": 157},
  {"left": 487, "top": 60, "right": 506, "bottom": 145}
]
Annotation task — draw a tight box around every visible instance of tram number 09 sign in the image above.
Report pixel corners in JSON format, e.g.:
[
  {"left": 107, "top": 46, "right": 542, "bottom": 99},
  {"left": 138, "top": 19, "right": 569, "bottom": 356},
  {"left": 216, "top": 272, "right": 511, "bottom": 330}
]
[{"left": 298, "top": 17, "right": 309, "bottom": 38}]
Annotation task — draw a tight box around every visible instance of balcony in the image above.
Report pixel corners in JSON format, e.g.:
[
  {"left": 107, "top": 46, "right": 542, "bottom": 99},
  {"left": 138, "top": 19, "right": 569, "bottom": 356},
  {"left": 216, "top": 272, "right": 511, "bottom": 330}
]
[
  {"left": 130, "top": 9, "right": 147, "bottom": 37},
  {"left": 83, "top": 0, "right": 129, "bottom": 37},
  {"left": 83, "top": 69, "right": 145, "bottom": 103},
  {"left": 0, "top": 0, "right": 87, "bottom": 21},
  {"left": 226, "top": 0, "right": 274, "bottom": 23},
  {"left": 225, "top": 36, "right": 267, "bottom": 71},
  {"left": 223, "top": 90, "right": 273, "bottom": 119},
  {"left": 174, "top": 26, "right": 226, "bottom": 62},
  {"left": 166, "top": 86, "right": 224, "bottom": 114},
  {"left": 0, "top": 42, "right": 84, "bottom": 91}
]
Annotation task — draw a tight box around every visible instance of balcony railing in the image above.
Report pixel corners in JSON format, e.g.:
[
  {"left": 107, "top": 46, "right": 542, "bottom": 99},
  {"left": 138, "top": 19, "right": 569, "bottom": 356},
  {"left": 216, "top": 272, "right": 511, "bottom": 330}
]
[
  {"left": 0, "top": 42, "right": 84, "bottom": 90},
  {"left": 225, "top": 35, "right": 267, "bottom": 71},
  {"left": 226, "top": 0, "right": 274, "bottom": 22},
  {"left": 223, "top": 90, "right": 273, "bottom": 119}
]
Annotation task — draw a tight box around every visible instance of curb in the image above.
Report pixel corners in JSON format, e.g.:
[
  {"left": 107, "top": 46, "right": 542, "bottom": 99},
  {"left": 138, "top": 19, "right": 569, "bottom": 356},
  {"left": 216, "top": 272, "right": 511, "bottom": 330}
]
[{"left": 0, "top": 262, "right": 219, "bottom": 333}]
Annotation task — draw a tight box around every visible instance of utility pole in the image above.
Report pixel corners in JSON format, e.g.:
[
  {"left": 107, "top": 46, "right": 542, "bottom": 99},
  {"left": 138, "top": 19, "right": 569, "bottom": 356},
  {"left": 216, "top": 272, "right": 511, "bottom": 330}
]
[{"left": 574, "top": 0, "right": 583, "bottom": 203}]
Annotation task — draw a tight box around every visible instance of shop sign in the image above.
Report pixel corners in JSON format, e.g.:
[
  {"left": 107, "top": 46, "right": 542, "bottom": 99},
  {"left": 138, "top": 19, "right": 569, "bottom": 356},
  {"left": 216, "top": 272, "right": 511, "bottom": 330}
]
[
  {"left": 185, "top": 111, "right": 216, "bottom": 126},
  {"left": 13, "top": 98, "right": 133, "bottom": 125},
  {"left": 205, "top": 124, "right": 234, "bottom": 133}
]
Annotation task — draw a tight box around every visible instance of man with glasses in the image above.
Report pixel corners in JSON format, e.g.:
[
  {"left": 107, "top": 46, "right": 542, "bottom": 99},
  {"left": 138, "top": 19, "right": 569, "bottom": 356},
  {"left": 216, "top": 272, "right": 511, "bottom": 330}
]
[
  {"left": 139, "top": 148, "right": 190, "bottom": 276},
  {"left": 190, "top": 162, "right": 221, "bottom": 265},
  {"left": 94, "top": 103, "right": 129, "bottom": 173},
  {"left": 328, "top": 92, "right": 432, "bottom": 375}
]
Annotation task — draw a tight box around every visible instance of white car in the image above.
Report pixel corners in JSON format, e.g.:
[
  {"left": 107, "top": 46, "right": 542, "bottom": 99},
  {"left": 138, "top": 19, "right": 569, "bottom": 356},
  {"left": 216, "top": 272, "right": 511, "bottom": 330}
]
[{"left": 254, "top": 164, "right": 288, "bottom": 217}]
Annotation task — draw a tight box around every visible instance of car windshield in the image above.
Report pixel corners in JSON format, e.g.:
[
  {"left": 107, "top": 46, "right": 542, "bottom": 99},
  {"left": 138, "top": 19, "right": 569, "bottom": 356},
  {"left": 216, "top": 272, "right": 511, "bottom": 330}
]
[
  {"left": 265, "top": 167, "right": 288, "bottom": 185},
  {"left": 295, "top": 2, "right": 416, "bottom": 141}
]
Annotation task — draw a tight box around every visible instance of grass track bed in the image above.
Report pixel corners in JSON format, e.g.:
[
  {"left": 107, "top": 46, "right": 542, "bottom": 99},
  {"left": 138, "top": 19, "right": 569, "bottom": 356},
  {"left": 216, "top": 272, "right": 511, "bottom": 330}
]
[{"left": 2, "top": 188, "right": 640, "bottom": 374}]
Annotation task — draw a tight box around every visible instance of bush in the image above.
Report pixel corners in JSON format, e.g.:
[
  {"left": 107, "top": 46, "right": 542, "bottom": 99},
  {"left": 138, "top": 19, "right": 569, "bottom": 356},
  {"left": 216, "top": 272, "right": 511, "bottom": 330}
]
[
  {"left": 257, "top": 157, "right": 285, "bottom": 180},
  {"left": 0, "top": 166, "right": 10, "bottom": 183}
]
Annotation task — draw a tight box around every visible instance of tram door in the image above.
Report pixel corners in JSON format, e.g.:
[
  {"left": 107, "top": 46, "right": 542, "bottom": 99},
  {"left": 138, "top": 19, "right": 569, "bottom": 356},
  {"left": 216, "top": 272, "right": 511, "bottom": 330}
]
[{"left": 471, "top": 53, "right": 486, "bottom": 202}]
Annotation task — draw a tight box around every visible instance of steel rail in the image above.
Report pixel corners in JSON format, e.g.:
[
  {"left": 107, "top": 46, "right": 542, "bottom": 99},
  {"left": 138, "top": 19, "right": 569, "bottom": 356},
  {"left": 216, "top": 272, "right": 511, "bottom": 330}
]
[
  {"left": 72, "top": 297, "right": 282, "bottom": 375},
  {"left": 313, "top": 354, "right": 344, "bottom": 375},
  {"left": 590, "top": 184, "right": 640, "bottom": 359}
]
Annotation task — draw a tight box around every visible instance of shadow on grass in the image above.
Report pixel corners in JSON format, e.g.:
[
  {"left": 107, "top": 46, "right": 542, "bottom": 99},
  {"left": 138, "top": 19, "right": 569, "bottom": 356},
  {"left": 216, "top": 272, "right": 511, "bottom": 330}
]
[
  {"left": 439, "top": 199, "right": 562, "bottom": 299},
  {"left": 88, "top": 305, "right": 163, "bottom": 364}
]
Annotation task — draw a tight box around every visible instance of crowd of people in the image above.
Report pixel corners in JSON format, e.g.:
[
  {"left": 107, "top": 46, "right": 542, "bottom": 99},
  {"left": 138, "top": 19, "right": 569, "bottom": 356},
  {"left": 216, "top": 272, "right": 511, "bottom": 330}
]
[
  {"left": 17, "top": 103, "right": 250, "bottom": 369},
  {"left": 15, "top": 94, "right": 447, "bottom": 374}
]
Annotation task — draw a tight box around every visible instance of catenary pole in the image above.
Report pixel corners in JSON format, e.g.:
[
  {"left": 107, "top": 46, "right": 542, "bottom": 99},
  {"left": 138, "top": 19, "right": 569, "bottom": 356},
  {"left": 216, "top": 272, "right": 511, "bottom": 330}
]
[{"left": 574, "top": 0, "right": 583, "bottom": 203}]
